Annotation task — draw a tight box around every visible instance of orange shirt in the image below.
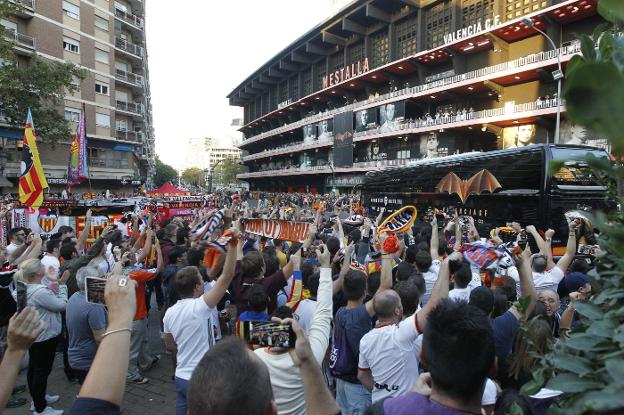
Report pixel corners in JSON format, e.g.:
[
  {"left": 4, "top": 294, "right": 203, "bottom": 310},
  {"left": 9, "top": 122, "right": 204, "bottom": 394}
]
[{"left": 129, "top": 269, "right": 157, "bottom": 321}]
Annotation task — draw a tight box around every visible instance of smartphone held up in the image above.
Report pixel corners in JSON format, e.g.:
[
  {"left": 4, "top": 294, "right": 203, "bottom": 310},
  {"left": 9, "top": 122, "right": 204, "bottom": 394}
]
[{"left": 242, "top": 320, "right": 296, "bottom": 348}]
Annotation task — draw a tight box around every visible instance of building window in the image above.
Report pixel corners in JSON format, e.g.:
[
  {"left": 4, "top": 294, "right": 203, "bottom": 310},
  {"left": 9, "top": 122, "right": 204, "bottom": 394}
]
[
  {"left": 369, "top": 30, "right": 389, "bottom": 69},
  {"left": 279, "top": 81, "right": 288, "bottom": 103},
  {"left": 462, "top": 0, "right": 494, "bottom": 27},
  {"left": 64, "top": 107, "right": 80, "bottom": 122},
  {"left": 62, "top": 1, "right": 80, "bottom": 19},
  {"left": 302, "top": 70, "right": 312, "bottom": 96},
  {"left": 95, "top": 48, "right": 109, "bottom": 64},
  {"left": 70, "top": 76, "right": 81, "bottom": 90},
  {"left": 314, "top": 61, "right": 326, "bottom": 91},
  {"left": 505, "top": 0, "right": 547, "bottom": 21},
  {"left": 116, "top": 119, "right": 128, "bottom": 131},
  {"left": 114, "top": 1, "right": 128, "bottom": 13},
  {"left": 349, "top": 42, "right": 365, "bottom": 65},
  {"left": 426, "top": 1, "right": 453, "bottom": 49},
  {"left": 95, "top": 81, "right": 109, "bottom": 95},
  {"left": 289, "top": 75, "right": 299, "bottom": 101},
  {"left": 96, "top": 113, "right": 110, "bottom": 127},
  {"left": 63, "top": 37, "right": 80, "bottom": 54},
  {"left": 329, "top": 52, "right": 343, "bottom": 74},
  {"left": 395, "top": 16, "right": 418, "bottom": 59},
  {"left": 95, "top": 15, "right": 109, "bottom": 31}
]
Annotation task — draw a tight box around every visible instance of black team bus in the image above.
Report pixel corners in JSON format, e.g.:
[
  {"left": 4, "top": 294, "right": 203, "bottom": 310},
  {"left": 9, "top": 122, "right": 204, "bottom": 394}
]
[{"left": 361, "top": 144, "right": 612, "bottom": 256}]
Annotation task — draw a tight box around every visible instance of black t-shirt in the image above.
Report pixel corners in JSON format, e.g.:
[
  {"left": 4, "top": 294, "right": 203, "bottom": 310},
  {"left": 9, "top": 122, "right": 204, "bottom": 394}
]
[{"left": 0, "top": 261, "right": 17, "bottom": 326}]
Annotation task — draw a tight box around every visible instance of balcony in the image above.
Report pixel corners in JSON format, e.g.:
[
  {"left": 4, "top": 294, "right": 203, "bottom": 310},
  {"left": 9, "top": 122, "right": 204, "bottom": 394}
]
[
  {"left": 115, "top": 68, "right": 144, "bottom": 88},
  {"left": 115, "top": 37, "right": 143, "bottom": 59},
  {"left": 115, "top": 100, "right": 144, "bottom": 116},
  {"left": 9, "top": 0, "right": 34, "bottom": 17},
  {"left": 115, "top": 128, "right": 144, "bottom": 142},
  {"left": 240, "top": 41, "right": 581, "bottom": 148},
  {"left": 4, "top": 28, "right": 35, "bottom": 52},
  {"left": 239, "top": 98, "right": 565, "bottom": 180},
  {"left": 237, "top": 158, "right": 423, "bottom": 179},
  {"left": 114, "top": 8, "right": 144, "bottom": 30},
  {"left": 243, "top": 135, "right": 334, "bottom": 162}
]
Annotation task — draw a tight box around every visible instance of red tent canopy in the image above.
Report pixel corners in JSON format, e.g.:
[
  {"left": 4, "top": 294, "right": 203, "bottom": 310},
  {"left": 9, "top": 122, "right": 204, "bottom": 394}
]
[{"left": 147, "top": 182, "right": 189, "bottom": 196}]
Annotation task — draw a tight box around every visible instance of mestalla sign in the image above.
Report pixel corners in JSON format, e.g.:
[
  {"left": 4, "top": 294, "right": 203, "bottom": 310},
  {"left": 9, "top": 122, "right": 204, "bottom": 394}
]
[
  {"left": 322, "top": 58, "right": 370, "bottom": 89},
  {"left": 444, "top": 15, "right": 501, "bottom": 45}
]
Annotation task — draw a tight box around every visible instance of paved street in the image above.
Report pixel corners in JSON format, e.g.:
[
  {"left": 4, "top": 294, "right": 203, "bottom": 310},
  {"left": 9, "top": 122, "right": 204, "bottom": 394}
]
[{"left": 6, "top": 300, "right": 176, "bottom": 415}]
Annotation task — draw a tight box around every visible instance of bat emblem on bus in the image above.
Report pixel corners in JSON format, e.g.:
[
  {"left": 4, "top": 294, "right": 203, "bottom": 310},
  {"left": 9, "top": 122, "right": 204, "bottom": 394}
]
[{"left": 435, "top": 169, "right": 502, "bottom": 204}]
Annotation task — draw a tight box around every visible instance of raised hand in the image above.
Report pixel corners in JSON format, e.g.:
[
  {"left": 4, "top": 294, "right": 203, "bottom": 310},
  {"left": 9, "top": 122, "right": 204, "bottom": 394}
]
[{"left": 7, "top": 307, "right": 44, "bottom": 352}]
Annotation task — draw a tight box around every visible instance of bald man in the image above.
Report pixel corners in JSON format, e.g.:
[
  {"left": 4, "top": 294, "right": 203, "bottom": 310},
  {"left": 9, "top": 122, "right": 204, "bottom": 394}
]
[
  {"left": 538, "top": 289, "right": 562, "bottom": 337},
  {"left": 356, "top": 252, "right": 459, "bottom": 403}
]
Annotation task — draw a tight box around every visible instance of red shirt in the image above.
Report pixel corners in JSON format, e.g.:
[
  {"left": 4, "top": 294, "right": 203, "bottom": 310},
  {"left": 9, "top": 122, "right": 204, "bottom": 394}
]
[{"left": 129, "top": 269, "right": 157, "bottom": 320}]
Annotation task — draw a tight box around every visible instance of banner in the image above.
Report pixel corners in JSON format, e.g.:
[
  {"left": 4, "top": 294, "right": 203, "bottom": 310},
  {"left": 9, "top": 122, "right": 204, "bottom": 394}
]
[
  {"left": 333, "top": 111, "right": 354, "bottom": 168},
  {"left": 19, "top": 109, "right": 48, "bottom": 209},
  {"left": 243, "top": 219, "right": 311, "bottom": 243},
  {"left": 67, "top": 103, "right": 88, "bottom": 189}
]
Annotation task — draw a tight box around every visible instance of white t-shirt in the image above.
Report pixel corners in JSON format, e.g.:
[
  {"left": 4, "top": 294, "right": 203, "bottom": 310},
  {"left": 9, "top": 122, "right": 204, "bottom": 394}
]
[
  {"left": 533, "top": 266, "right": 565, "bottom": 294},
  {"left": 41, "top": 254, "right": 60, "bottom": 275},
  {"left": 163, "top": 296, "right": 216, "bottom": 380},
  {"left": 203, "top": 281, "right": 222, "bottom": 341},
  {"left": 358, "top": 313, "right": 421, "bottom": 403},
  {"left": 293, "top": 298, "right": 317, "bottom": 336},
  {"left": 6, "top": 242, "right": 26, "bottom": 264},
  {"left": 421, "top": 259, "right": 441, "bottom": 306},
  {"left": 448, "top": 287, "right": 471, "bottom": 303}
]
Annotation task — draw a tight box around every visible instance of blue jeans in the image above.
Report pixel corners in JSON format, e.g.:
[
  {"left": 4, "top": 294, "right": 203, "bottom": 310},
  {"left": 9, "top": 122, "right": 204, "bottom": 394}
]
[
  {"left": 336, "top": 378, "right": 371, "bottom": 415},
  {"left": 175, "top": 376, "right": 189, "bottom": 415}
]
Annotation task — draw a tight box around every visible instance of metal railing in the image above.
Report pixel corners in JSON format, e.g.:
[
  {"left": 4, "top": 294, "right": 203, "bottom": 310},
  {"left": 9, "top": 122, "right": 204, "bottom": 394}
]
[
  {"left": 240, "top": 40, "right": 581, "bottom": 147},
  {"left": 115, "top": 128, "right": 144, "bottom": 142},
  {"left": 115, "top": 37, "right": 143, "bottom": 58},
  {"left": 239, "top": 98, "right": 564, "bottom": 178},
  {"left": 243, "top": 135, "right": 334, "bottom": 161},
  {"left": 4, "top": 28, "right": 35, "bottom": 49},
  {"left": 9, "top": 0, "right": 34, "bottom": 10},
  {"left": 114, "top": 8, "right": 144, "bottom": 29},
  {"left": 115, "top": 100, "right": 145, "bottom": 115},
  {"left": 115, "top": 68, "right": 144, "bottom": 87}
]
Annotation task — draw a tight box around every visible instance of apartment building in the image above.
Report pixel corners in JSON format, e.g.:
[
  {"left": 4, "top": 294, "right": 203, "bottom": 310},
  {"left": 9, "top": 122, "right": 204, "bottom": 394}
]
[
  {"left": 0, "top": 0, "right": 155, "bottom": 192},
  {"left": 228, "top": 0, "right": 605, "bottom": 193},
  {"left": 182, "top": 137, "right": 242, "bottom": 172}
]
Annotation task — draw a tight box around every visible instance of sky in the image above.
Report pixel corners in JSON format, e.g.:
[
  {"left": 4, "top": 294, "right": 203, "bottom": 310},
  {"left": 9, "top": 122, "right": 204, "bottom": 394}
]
[{"left": 146, "top": 0, "right": 349, "bottom": 170}]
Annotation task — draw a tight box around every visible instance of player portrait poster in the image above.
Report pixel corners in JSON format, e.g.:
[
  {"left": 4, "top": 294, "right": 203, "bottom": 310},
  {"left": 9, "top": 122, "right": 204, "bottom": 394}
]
[{"left": 333, "top": 111, "right": 354, "bottom": 168}]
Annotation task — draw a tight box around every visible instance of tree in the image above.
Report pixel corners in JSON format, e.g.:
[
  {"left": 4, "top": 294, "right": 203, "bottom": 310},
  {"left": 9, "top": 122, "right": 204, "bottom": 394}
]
[
  {"left": 0, "top": 2, "right": 86, "bottom": 144},
  {"left": 154, "top": 156, "right": 178, "bottom": 187},
  {"left": 214, "top": 158, "right": 242, "bottom": 186},
  {"left": 181, "top": 167, "right": 205, "bottom": 187},
  {"left": 521, "top": 2, "right": 624, "bottom": 413}
]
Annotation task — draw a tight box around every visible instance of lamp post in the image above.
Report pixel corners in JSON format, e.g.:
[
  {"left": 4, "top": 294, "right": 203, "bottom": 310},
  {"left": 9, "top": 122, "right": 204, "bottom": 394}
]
[
  {"left": 208, "top": 158, "right": 224, "bottom": 194},
  {"left": 522, "top": 17, "right": 564, "bottom": 144},
  {"left": 329, "top": 162, "right": 336, "bottom": 195}
]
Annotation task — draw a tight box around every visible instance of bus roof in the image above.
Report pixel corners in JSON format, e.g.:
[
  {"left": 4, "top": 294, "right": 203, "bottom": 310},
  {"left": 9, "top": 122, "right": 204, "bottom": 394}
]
[{"left": 364, "top": 144, "right": 608, "bottom": 179}]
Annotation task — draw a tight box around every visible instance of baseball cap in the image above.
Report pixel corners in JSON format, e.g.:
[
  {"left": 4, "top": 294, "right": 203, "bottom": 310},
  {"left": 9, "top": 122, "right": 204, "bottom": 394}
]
[{"left": 565, "top": 272, "right": 590, "bottom": 293}]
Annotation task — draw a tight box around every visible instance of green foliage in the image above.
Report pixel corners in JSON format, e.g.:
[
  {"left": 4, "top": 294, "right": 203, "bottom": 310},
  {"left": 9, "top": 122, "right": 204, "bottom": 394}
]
[
  {"left": 154, "top": 156, "right": 178, "bottom": 187},
  {"left": 213, "top": 158, "right": 242, "bottom": 186},
  {"left": 181, "top": 167, "right": 205, "bottom": 187},
  {"left": 521, "top": 2, "right": 624, "bottom": 413},
  {"left": 0, "top": 2, "right": 86, "bottom": 144}
]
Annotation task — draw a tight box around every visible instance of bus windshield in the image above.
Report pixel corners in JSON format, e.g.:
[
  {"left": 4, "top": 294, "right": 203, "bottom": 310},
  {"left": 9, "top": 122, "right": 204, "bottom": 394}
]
[{"left": 551, "top": 147, "right": 609, "bottom": 188}]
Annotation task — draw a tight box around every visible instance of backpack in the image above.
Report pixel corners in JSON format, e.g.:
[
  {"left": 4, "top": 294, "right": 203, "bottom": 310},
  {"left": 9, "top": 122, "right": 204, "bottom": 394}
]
[{"left": 329, "top": 309, "right": 358, "bottom": 381}]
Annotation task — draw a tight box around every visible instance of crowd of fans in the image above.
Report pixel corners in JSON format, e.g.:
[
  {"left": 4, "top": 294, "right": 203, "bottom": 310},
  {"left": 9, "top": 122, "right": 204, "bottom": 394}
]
[{"left": 0, "top": 192, "right": 595, "bottom": 415}]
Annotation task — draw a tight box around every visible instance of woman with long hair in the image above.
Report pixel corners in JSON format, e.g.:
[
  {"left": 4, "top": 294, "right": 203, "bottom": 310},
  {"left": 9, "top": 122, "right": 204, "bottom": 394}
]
[
  {"left": 505, "top": 319, "right": 553, "bottom": 389},
  {"left": 14, "top": 258, "right": 69, "bottom": 415}
]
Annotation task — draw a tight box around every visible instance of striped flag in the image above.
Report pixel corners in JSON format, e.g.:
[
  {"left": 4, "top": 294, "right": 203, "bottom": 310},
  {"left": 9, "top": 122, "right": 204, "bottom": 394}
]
[
  {"left": 67, "top": 103, "right": 88, "bottom": 189},
  {"left": 18, "top": 109, "right": 48, "bottom": 209}
]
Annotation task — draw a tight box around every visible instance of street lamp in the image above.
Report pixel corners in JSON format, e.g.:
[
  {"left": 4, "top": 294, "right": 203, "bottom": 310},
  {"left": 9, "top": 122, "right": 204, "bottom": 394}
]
[
  {"left": 522, "top": 17, "right": 564, "bottom": 144},
  {"left": 208, "top": 158, "right": 224, "bottom": 194}
]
